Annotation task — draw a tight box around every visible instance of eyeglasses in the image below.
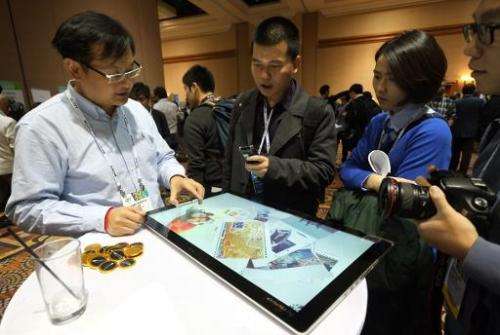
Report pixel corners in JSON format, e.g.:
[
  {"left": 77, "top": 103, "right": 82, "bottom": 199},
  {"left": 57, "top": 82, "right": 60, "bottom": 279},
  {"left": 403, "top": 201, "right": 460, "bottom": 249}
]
[
  {"left": 84, "top": 60, "right": 143, "bottom": 83},
  {"left": 463, "top": 23, "right": 500, "bottom": 46}
]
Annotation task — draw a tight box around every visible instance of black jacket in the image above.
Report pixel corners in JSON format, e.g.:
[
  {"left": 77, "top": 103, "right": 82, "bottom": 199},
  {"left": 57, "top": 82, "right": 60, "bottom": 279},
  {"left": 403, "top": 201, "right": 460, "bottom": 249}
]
[
  {"left": 452, "top": 95, "right": 485, "bottom": 139},
  {"left": 344, "top": 96, "right": 371, "bottom": 149},
  {"left": 223, "top": 86, "right": 336, "bottom": 216},
  {"left": 151, "top": 108, "right": 171, "bottom": 143},
  {"left": 184, "top": 104, "right": 223, "bottom": 188}
]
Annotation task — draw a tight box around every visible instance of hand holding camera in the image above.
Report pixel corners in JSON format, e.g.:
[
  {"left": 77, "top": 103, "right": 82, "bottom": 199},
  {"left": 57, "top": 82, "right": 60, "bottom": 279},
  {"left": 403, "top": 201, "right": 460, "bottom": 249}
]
[
  {"left": 377, "top": 169, "right": 496, "bottom": 259},
  {"left": 378, "top": 170, "right": 496, "bottom": 221},
  {"left": 417, "top": 186, "right": 479, "bottom": 260}
]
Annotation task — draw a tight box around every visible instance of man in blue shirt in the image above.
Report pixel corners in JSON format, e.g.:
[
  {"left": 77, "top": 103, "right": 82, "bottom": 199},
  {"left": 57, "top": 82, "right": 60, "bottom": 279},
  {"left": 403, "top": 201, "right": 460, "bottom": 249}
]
[{"left": 6, "top": 11, "right": 204, "bottom": 236}]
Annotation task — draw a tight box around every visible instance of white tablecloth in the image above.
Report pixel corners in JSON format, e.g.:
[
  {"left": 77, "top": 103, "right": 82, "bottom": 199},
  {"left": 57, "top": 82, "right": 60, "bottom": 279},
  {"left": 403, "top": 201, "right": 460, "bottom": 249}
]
[{"left": 0, "top": 229, "right": 367, "bottom": 334}]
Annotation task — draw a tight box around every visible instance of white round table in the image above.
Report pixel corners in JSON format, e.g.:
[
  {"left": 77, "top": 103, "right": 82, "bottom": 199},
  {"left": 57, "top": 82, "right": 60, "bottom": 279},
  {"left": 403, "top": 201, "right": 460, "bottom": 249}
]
[{"left": 0, "top": 229, "right": 368, "bottom": 334}]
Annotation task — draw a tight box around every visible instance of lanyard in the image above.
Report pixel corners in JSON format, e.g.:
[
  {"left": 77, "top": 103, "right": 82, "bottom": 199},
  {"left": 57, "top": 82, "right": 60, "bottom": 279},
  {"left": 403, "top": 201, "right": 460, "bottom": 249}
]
[
  {"left": 65, "top": 90, "right": 145, "bottom": 197},
  {"left": 258, "top": 104, "right": 274, "bottom": 155}
]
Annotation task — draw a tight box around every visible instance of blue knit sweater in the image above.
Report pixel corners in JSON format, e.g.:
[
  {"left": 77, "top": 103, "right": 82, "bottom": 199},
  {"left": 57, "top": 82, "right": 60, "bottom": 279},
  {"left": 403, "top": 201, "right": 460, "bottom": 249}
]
[{"left": 340, "top": 111, "right": 452, "bottom": 189}]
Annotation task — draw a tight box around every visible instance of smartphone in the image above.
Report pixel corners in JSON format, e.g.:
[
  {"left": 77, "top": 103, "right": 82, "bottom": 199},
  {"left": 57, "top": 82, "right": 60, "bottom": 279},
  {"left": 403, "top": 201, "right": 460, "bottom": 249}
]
[{"left": 238, "top": 145, "right": 259, "bottom": 165}]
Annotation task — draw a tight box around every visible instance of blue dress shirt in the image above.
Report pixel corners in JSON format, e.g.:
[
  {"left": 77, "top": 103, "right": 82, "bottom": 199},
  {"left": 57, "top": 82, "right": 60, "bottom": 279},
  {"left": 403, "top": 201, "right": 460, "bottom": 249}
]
[{"left": 6, "top": 82, "right": 185, "bottom": 235}]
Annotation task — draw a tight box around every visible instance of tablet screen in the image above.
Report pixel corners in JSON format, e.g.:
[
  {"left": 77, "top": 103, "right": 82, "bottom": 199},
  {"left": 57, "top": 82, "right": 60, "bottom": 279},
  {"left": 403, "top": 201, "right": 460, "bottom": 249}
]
[{"left": 149, "top": 193, "right": 376, "bottom": 314}]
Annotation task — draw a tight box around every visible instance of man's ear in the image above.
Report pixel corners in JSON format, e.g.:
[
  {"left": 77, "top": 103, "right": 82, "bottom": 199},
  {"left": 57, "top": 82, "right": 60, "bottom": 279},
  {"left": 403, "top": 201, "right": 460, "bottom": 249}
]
[
  {"left": 292, "top": 55, "right": 302, "bottom": 74},
  {"left": 191, "top": 83, "right": 201, "bottom": 96},
  {"left": 63, "top": 58, "right": 85, "bottom": 80}
]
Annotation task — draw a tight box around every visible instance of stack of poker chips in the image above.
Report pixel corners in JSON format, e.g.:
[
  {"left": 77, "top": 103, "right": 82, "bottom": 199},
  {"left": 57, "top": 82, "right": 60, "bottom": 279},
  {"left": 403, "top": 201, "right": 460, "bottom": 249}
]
[{"left": 81, "top": 242, "right": 143, "bottom": 273}]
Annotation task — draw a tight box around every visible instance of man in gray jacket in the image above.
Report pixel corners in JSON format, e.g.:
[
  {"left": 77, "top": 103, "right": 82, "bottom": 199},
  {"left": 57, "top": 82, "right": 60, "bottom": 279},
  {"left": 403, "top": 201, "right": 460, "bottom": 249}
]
[
  {"left": 418, "top": 1, "right": 500, "bottom": 333},
  {"left": 223, "top": 16, "right": 336, "bottom": 216}
]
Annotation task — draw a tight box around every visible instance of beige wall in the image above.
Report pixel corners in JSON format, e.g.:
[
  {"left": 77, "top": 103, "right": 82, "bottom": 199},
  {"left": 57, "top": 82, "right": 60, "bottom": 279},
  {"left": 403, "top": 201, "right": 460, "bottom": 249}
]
[
  {"left": 1, "top": 0, "right": 164, "bottom": 106},
  {"left": 316, "top": 0, "right": 480, "bottom": 96},
  {"left": 162, "top": 26, "right": 239, "bottom": 99},
  {"left": 162, "top": 26, "right": 236, "bottom": 58},
  {"left": 161, "top": 0, "right": 479, "bottom": 101}
]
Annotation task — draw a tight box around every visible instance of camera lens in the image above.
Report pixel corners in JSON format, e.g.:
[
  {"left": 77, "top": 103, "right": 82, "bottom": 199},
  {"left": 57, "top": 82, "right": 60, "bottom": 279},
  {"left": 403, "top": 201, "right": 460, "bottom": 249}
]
[{"left": 378, "top": 178, "right": 437, "bottom": 219}]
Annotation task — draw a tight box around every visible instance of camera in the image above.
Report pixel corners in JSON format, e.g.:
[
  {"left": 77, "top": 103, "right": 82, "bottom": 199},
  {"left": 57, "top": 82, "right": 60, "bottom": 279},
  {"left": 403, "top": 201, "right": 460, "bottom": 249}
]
[{"left": 378, "top": 170, "right": 496, "bottom": 220}]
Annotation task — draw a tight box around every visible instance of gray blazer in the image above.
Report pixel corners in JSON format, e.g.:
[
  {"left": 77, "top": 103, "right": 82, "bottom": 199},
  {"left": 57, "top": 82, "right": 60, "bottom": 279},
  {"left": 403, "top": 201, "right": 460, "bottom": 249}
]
[{"left": 223, "top": 86, "right": 336, "bottom": 215}]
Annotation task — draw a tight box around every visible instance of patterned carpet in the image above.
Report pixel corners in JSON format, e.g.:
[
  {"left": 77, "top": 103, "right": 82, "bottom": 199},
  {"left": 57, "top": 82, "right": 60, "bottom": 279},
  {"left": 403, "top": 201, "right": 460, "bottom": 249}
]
[{"left": 0, "top": 225, "right": 63, "bottom": 320}]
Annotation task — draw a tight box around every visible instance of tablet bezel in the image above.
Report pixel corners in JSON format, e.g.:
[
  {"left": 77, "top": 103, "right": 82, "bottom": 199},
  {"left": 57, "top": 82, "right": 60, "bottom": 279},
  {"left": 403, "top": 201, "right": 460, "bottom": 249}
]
[{"left": 145, "top": 192, "right": 392, "bottom": 334}]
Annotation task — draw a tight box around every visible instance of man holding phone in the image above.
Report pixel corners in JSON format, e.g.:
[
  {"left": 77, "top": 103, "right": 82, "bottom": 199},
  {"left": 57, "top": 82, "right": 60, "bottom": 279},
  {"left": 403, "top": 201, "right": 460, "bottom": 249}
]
[{"left": 223, "top": 16, "right": 336, "bottom": 216}]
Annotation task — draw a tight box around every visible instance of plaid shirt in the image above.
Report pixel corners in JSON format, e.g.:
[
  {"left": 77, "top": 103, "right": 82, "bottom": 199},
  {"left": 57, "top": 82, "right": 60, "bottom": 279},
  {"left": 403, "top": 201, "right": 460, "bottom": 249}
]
[{"left": 428, "top": 96, "right": 456, "bottom": 119}]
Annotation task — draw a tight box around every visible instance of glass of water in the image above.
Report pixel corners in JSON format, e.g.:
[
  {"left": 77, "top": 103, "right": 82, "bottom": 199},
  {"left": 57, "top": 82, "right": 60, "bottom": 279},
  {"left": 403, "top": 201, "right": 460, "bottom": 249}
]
[{"left": 34, "top": 238, "right": 87, "bottom": 325}]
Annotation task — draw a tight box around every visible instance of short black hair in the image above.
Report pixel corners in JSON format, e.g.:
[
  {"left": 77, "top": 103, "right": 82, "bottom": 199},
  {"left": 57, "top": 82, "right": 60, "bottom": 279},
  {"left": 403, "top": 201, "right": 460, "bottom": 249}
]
[
  {"left": 462, "top": 83, "right": 476, "bottom": 95},
  {"left": 52, "top": 11, "right": 135, "bottom": 65},
  {"left": 182, "top": 65, "right": 215, "bottom": 93},
  {"left": 319, "top": 85, "right": 330, "bottom": 96},
  {"left": 349, "top": 84, "right": 363, "bottom": 94},
  {"left": 254, "top": 16, "right": 300, "bottom": 60},
  {"left": 153, "top": 86, "right": 168, "bottom": 99},
  {"left": 363, "top": 91, "right": 373, "bottom": 99},
  {"left": 130, "top": 82, "right": 151, "bottom": 100},
  {"left": 375, "top": 30, "right": 447, "bottom": 104}
]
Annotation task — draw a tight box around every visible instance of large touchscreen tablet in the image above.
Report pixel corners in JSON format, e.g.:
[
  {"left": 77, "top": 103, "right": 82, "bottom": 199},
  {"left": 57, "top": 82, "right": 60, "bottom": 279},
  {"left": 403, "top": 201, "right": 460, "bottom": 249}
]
[{"left": 146, "top": 192, "right": 391, "bottom": 334}]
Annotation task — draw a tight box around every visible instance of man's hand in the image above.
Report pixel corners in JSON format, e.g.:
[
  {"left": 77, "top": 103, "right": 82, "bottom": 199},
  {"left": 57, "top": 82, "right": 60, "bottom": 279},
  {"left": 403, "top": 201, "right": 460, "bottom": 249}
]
[
  {"left": 245, "top": 155, "right": 269, "bottom": 178},
  {"left": 418, "top": 186, "right": 479, "bottom": 260},
  {"left": 106, "top": 206, "right": 145, "bottom": 236},
  {"left": 169, "top": 175, "right": 205, "bottom": 206}
]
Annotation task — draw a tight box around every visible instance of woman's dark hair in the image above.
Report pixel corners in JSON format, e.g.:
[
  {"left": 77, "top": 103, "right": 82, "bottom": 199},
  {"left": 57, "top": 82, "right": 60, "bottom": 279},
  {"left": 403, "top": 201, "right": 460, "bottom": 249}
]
[
  {"left": 182, "top": 65, "right": 215, "bottom": 93},
  {"left": 254, "top": 16, "right": 300, "bottom": 60},
  {"left": 52, "top": 11, "right": 135, "bottom": 66},
  {"left": 375, "top": 30, "right": 447, "bottom": 104}
]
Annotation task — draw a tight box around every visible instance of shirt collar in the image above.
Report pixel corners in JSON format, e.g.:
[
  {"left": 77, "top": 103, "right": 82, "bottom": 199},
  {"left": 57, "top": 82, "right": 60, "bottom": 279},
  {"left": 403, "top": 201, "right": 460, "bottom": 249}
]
[
  {"left": 389, "top": 103, "right": 425, "bottom": 131},
  {"left": 67, "top": 80, "right": 119, "bottom": 121}
]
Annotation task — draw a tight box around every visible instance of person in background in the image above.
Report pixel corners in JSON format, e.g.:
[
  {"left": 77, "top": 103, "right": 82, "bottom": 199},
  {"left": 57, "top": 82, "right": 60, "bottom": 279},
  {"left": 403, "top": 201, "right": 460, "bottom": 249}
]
[
  {"left": 429, "top": 86, "right": 456, "bottom": 119},
  {"left": 343, "top": 83, "right": 370, "bottom": 158},
  {"left": 319, "top": 84, "right": 339, "bottom": 113},
  {"left": 362, "top": 91, "right": 382, "bottom": 121},
  {"left": 0, "top": 94, "right": 16, "bottom": 211},
  {"left": 153, "top": 86, "right": 179, "bottom": 149},
  {"left": 182, "top": 65, "right": 224, "bottom": 195},
  {"left": 449, "top": 83, "right": 485, "bottom": 174},
  {"left": 6, "top": 11, "right": 203, "bottom": 236},
  {"left": 129, "top": 82, "right": 171, "bottom": 143}
]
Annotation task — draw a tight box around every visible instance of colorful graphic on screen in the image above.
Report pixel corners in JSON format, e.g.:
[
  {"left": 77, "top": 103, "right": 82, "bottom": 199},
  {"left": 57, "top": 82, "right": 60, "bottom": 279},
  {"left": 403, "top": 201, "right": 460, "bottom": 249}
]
[{"left": 150, "top": 193, "right": 374, "bottom": 312}]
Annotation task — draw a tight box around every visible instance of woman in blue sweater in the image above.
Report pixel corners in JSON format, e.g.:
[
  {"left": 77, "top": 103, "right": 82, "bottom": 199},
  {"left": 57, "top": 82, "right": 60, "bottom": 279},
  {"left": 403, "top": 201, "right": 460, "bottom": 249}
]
[
  {"left": 339, "top": 30, "right": 452, "bottom": 335},
  {"left": 341, "top": 30, "right": 452, "bottom": 192}
]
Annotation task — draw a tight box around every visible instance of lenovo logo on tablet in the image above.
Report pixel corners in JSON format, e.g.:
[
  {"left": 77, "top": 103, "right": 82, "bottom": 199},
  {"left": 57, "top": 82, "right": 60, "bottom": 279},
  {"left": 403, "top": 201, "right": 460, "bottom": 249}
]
[{"left": 266, "top": 297, "right": 293, "bottom": 316}]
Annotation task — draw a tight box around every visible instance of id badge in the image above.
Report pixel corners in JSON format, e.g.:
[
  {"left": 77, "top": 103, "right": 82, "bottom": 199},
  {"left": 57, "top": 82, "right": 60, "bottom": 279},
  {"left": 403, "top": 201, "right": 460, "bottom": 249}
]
[
  {"left": 442, "top": 258, "right": 467, "bottom": 319},
  {"left": 121, "top": 188, "right": 153, "bottom": 212},
  {"left": 250, "top": 172, "right": 264, "bottom": 195}
]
